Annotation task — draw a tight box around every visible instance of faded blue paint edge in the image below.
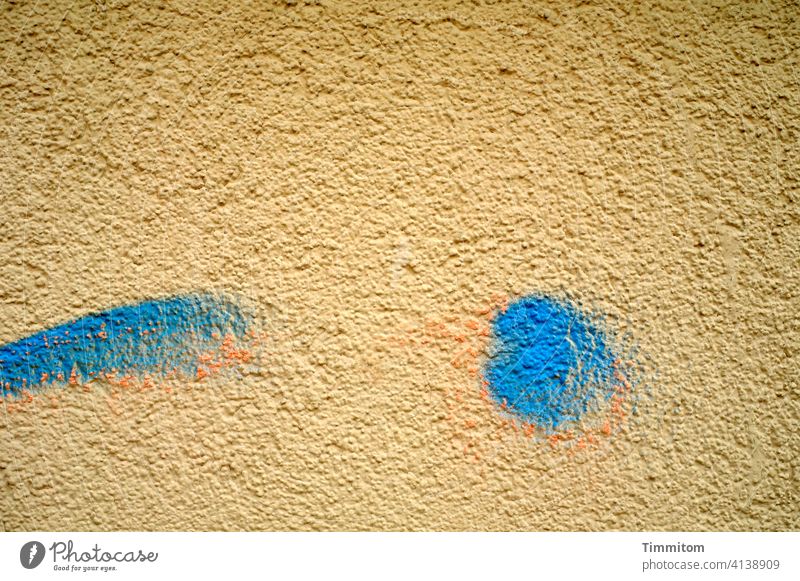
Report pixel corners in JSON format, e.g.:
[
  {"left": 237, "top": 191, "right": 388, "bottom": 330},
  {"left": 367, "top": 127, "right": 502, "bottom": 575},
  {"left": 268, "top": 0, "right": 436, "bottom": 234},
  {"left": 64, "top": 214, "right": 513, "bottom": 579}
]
[{"left": 0, "top": 293, "right": 254, "bottom": 398}]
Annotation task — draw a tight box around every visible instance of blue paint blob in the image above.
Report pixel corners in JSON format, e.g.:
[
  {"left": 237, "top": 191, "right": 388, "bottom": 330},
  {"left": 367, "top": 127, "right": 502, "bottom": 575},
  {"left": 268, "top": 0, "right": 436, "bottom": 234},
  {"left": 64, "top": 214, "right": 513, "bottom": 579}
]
[
  {"left": 483, "top": 295, "right": 619, "bottom": 432},
  {"left": 0, "top": 293, "right": 253, "bottom": 398}
]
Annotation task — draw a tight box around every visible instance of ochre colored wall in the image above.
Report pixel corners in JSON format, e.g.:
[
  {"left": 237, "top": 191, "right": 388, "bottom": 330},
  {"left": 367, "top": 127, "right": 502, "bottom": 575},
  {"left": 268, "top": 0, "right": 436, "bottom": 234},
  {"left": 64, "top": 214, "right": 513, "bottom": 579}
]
[{"left": 1, "top": 0, "right": 798, "bottom": 531}]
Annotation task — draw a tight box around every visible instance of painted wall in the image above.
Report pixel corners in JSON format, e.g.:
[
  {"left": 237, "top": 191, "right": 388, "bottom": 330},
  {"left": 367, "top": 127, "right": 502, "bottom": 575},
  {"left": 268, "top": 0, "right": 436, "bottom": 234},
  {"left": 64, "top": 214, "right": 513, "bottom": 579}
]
[{"left": 0, "top": 0, "right": 797, "bottom": 531}]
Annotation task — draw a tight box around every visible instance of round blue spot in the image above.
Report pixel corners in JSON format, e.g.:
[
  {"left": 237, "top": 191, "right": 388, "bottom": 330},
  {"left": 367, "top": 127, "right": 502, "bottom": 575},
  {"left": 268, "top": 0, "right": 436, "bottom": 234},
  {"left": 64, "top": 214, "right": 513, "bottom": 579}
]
[{"left": 483, "top": 295, "right": 618, "bottom": 432}]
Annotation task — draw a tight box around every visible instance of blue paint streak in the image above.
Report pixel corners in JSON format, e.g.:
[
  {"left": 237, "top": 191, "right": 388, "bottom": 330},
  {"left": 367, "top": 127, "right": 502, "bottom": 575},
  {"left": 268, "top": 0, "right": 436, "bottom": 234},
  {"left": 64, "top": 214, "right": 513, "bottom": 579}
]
[
  {"left": 0, "top": 293, "right": 251, "bottom": 397},
  {"left": 483, "top": 295, "right": 617, "bottom": 431}
]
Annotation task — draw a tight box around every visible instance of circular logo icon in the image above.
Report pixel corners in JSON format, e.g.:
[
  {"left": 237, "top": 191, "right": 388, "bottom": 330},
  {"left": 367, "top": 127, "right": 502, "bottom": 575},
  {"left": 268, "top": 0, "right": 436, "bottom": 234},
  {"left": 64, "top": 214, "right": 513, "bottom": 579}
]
[{"left": 20, "top": 541, "right": 45, "bottom": 569}]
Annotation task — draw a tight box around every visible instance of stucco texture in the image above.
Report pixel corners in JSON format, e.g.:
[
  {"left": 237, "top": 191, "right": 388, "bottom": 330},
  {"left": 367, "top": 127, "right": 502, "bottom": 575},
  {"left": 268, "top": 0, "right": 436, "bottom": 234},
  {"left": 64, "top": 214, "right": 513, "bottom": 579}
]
[{"left": 0, "top": 0, "right": 798, "bottom": 531}]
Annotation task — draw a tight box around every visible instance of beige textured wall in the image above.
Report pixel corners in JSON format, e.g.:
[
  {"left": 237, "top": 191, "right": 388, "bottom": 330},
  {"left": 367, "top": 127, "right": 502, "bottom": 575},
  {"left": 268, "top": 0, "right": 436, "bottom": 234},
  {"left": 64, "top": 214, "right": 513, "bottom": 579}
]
[{"left": 1, "top": 0, "right": 798, "bottom": 531}]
